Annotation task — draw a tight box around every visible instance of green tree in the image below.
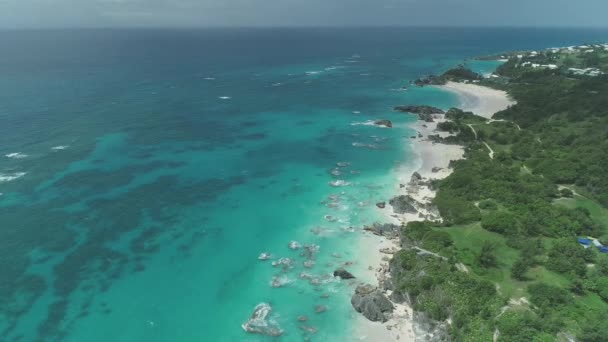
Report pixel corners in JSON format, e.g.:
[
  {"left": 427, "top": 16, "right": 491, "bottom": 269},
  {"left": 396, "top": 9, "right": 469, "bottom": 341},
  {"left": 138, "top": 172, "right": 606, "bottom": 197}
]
[
  {"left": 481, "top": 211, "right": 520, "bottom": 235},
  {"left": 477, "top": 241, "right": 498, "bottom": 268},
  {"left": 511, "top": 258, "right": 529, "bottom": 280}
]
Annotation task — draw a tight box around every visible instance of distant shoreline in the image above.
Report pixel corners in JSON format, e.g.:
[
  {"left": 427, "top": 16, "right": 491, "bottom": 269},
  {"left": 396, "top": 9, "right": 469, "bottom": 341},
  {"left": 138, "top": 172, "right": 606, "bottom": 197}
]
[{"left": 354, "top": 72, "right": 514, "bottom": 341}]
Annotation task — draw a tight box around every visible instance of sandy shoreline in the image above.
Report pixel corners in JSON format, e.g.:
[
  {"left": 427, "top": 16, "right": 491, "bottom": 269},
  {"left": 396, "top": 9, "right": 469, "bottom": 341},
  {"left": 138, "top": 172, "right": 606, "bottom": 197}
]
[
  {"left": 353, "top": 81, "right": 515, "bottom": 341},
  {"left": 436, "top": 81, "right": 516, "bottom": 119}
]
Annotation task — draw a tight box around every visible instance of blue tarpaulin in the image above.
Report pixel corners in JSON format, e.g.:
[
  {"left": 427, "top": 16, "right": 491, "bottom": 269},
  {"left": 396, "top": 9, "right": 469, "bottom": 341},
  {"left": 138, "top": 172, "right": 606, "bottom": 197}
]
[{"left": 578, "top": 238, "right": 591, "bottom": 245}]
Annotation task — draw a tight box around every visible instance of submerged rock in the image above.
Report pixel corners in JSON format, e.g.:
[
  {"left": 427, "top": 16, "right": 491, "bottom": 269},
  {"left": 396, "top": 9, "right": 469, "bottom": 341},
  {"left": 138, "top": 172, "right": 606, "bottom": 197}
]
[
  {"left": 374, "top": 119, "right": 393, "bottom": 128},
  {"left": 299, "top": 325, "right": 318, "bottom": 334},
  {"left": 376, "top": 202, "right": 386, "bottom": 209},
  {"left": 314, "top": 305, "right": 327, "bottom": 313},
  {"left": 271, "top": 257, "right": 294, "bottom": 271},
  {"left": 302, "top": 244, "right": 320, "bottom": 260},
  {"left": 351, "top": 284, "right": 394, "bottom": 322},
  {"left": 303, "top": 260, "right": 315, "bottom": 268},
  {"left": 389, "top": 195, "right": 419, "bottom": 214},
  {"left": 333, "top": 268, "right": 355, "bottom": 280},
  {"left": 242, "top": 303, "right": 283, "bottom": 336}
]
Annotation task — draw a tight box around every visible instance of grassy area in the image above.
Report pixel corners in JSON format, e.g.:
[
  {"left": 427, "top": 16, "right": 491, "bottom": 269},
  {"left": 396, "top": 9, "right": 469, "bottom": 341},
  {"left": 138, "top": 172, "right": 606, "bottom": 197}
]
[
  {"left": 435, "top": 223, "right": 525, "bottom": 298},
  {"left": 555, "top": 194, "right": 608, "bottom": 230},
  {"left": 435, "top": 223, "right": 577, "bottom": 301},
  {"left": 525, "top": 265, "right": 570, "bottom": 288}
]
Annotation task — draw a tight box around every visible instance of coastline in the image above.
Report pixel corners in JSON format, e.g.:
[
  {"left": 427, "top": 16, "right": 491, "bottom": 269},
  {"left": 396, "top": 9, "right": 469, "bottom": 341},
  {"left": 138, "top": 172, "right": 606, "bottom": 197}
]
[
  {"left": 436, "top": 81, "right": 516, "bottom": 119},
  {"left": 353, "top": 80, "right": 515, "bottom": 341}
]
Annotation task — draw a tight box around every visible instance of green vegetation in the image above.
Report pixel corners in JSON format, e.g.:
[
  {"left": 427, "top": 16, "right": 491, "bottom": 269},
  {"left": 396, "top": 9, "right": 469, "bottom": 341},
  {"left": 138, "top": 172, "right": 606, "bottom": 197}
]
[{"left": 390, "top": 45, "right": 608, "bottom": 341}]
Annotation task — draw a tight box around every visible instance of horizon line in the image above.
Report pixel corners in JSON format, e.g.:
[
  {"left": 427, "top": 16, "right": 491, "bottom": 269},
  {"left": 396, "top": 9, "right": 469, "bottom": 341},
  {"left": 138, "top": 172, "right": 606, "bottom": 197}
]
[{"left": 2, "top": 24, "right": 608, "bottom": 32}]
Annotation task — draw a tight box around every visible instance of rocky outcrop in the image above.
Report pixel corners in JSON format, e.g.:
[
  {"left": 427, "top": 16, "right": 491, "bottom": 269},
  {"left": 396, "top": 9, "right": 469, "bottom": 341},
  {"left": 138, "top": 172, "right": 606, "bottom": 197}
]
[
  {"left": 394, "top": 105, "right": 444, "bottom": 122},
  {"left": 412, "top": 75, "right": 446, "bottom": 87},
  {"left": 394, "top": 105, "right": 445, "bottom": 115},
  {"left": 363, "top": 223, "right": 399, "bottom": 239},
  {"left": 374, "top": 119, "right": 393, "bottom": 128},
  {"left": 389, "top": 195, "right": 419, "bottom": 214},
  {"left": 410, "top": 172, "right": 423, "bottom": 184},
  {"left": 242, "top": 303, "right": 283, "bottom": 336},
  {"left": 333, "top": 268, "right": 355, "bottom": 279},
  {"left": 376, "top": 201, "right": 386, "bottom": 209},
  {"left": 351, "top": 284, "right": 394, "bottom": 322},
  {"left": 412, "top": 312, "right": 451, "bottom": 342}
]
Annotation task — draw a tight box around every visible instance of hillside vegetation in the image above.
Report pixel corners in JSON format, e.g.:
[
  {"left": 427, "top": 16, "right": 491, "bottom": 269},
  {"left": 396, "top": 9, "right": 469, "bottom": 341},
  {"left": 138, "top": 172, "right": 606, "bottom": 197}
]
[{"left": 391, "top": 45, "right": 608, "bottom": 341}]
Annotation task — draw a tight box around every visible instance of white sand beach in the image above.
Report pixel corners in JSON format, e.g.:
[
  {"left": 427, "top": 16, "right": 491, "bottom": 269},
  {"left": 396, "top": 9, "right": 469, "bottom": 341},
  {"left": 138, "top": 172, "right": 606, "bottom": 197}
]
[
  {"left": 354, "top": 81, "right": 515, "bottom": 341},
  {"left": 437, "top": 81, "right": 516, "bottom": 119}
]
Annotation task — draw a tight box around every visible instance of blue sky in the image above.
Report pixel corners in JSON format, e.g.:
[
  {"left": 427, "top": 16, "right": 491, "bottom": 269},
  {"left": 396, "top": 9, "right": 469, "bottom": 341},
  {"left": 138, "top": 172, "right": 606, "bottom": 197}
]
[{"left": 1, "top": 0, "right": 607, "bottom": 28}]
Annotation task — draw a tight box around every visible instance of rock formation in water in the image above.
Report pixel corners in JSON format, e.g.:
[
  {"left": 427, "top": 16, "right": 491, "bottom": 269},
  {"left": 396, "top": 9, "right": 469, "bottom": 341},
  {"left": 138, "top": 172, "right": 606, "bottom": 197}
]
[
  {"left": 374, "top": 119, "right": 393, "bottom": 128},
  {"left": 242, "top": 303, "right": 283, "bottom": 337},
  {"left": 333, "top": 268, "right": 355, "bottom": 279}
]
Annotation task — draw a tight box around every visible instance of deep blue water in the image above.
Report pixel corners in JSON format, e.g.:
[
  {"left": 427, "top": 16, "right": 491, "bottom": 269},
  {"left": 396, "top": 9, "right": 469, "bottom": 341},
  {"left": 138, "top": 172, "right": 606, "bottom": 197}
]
[{"left": 1, "top": 27, "right": 607, "bottom": 341}]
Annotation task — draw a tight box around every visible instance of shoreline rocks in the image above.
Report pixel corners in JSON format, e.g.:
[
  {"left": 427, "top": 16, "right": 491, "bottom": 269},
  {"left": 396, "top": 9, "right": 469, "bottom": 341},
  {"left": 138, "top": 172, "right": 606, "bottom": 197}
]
[
  {"left": 351, "top": 284, "right": 394, "bottom": 322},
  {"left": 363, "top": 223, "right": 399, "bottom": 239},
  {"left": 394, "top": 105, "right": 445, "bottom": 122},
  {"left": 389, "top": 195, "right": 419, "bottom": 214},
  {"left": 412, "top": 75, "right": 446, "bottom": 87}
]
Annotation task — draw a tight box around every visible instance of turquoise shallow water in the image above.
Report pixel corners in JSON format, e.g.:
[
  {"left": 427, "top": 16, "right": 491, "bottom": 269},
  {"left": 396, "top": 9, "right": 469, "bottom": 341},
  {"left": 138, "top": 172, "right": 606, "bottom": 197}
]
[{"left": 1, "top": 28, "right": 608, "bottom": 341}]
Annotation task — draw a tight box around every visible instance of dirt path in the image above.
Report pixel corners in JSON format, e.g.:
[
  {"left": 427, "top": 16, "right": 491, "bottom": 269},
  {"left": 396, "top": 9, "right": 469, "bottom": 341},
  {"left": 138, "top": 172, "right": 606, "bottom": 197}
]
[
  {"left": 467, "top": 124, "right": 478, "bottom": 139},
  {"left": 483, "top": 142, "right": 495, "bottom": 159}
]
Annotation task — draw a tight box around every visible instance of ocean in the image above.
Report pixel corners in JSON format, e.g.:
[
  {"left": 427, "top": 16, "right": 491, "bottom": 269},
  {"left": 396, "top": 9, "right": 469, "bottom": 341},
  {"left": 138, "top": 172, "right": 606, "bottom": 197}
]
[{"left": 1, "top": 27, "right": 608, "bottom": 341}]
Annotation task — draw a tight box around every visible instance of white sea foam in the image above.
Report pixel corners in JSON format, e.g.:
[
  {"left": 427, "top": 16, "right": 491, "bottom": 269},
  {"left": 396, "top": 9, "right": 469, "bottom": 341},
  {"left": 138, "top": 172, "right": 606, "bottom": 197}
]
[
  {"left": 352, "top": 111, "right": 361, "bottom": 114},
  {"left": 271, "top": 83, "right": 283, "bottom": 87},
  {"left": 0, "top": 172, "right": 26, "bottom": 182},
  {"left": 5, "top": 152, "right": 28, "bottom": 159},
  {"left": 328, "top": 180, "right": 350, "bottom": 187},
  {"left": 203, "top": 77, "right": 215, "bottom": 80},
  {"left": 271, "top": 257, "right": 294, "bottom": 270},
  {"left": 51, "top": 145, "right": 69, "bottom": 151},
  {"left": 350, "top": 120, "right": 376, "bottom": 127},
  {"left": 258, "top": 253, "right": 272, "bottom": 261},
  {"left": 305, "top": 71, "right": 322, "bottom": 75},
  {"left": 242, "top": 303, "right": 283, "bottom": 337},
  {"left": 336, "top": 162, "right": 350, "bottom": 167},
  {"left": 218, "top": 96, "right": 231, "bottom": 100},
  {"left": 352, "top": 142, "right": 379, "bottom": 149},
  {"left": 270, "top": 276, "right": 293, "bottom": 288}
]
